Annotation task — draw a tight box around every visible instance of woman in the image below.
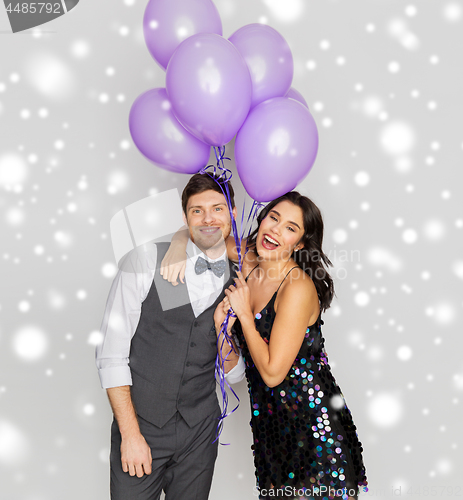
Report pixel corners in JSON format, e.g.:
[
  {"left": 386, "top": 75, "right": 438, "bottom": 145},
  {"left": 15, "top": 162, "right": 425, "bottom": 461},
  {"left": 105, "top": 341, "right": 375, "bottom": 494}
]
[{"left": 164, "top": 191, "right": 368, "bottom": 499}]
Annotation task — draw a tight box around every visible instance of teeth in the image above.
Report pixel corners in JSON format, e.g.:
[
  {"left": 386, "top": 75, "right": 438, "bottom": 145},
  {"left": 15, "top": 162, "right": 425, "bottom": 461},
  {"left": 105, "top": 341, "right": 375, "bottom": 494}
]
[{"left": 265, "top": 235, "right": 279, "bottom": 246}]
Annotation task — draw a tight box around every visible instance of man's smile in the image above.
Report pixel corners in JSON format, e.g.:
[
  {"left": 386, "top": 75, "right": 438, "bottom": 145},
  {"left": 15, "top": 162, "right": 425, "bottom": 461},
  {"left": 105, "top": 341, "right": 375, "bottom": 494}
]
[{"left": 199, "top": 227, "right": 221, "bottom": 234}]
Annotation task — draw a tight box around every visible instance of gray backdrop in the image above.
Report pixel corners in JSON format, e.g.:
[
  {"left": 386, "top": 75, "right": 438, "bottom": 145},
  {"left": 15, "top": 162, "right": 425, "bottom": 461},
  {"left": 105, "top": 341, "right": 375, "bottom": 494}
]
[{"left": 1, "top": 1, "right": 462, "bottom": 499}]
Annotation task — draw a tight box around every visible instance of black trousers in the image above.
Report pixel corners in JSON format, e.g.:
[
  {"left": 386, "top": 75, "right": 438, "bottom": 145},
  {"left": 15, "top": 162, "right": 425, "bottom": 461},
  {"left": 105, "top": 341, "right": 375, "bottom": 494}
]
[{"left": 110, "top": 410, "right": 219, "bottom": 500}]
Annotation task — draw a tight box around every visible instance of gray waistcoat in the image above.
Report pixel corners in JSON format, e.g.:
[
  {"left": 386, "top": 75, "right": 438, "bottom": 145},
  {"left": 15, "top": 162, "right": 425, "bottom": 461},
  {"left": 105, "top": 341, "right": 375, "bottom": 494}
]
[{"left": 129, "top": 243, "right": 235, "bottom": 428}]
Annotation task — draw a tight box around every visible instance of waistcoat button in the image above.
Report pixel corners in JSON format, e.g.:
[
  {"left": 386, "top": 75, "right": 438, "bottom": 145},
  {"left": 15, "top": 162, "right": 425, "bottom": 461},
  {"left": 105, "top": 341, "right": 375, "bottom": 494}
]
[
  {"left": 190, "top": 342, "right": 196, "bottom": 347},
  {"left": 194, "top": 321, "right": 199, "bottom": 327}
]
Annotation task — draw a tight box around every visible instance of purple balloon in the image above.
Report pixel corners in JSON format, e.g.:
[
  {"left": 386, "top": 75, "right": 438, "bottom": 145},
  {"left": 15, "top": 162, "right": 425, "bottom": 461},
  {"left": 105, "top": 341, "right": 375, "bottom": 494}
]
[
  {"left": 129, "top": 88, "right": 210, "bottom": 174},
  {"left": 229, "top": 24, "right": 293, "bottom": 109},
  {"left": 143, "top": 0, "right": 222, "bottom": 70},
  {"left": 166, "top": 33, "right": 252, "bottom": 147},
  {"left": 235, "top": 97, "right": 318, "bottom": 202},
  {"left": 285, "top": 87, "right": 309, "bottom": 109}
]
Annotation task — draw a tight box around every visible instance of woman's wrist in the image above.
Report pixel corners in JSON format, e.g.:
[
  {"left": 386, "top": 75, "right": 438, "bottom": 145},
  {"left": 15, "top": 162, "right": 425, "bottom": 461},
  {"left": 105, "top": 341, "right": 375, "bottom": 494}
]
[{"left": 239, "top": 311, "right": 255, "bottom": 329}]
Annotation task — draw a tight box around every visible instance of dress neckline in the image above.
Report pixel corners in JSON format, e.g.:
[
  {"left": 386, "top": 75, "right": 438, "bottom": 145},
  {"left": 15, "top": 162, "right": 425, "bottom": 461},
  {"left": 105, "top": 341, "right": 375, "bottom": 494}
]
[
  {"left": 245, "top": 264, "right": 297, "bottom": 314},
  {"left": 253, "top": 292, "right": 322, "bottom": 327},
  {"left": 245, "top": 264, "right": 322, "bottom": 327},
  {"left": 254, "top": 289, "right": 278, "bottom": 317}
]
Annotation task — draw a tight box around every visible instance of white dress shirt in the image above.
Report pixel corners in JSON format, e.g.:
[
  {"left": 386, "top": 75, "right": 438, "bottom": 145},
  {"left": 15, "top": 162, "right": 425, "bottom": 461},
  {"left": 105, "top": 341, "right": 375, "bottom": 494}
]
[
  {"left": 96, "top": 239, "right": 245, "bottom": 389},
  {"left": 185, "top": 239, "right": 228, "bottom": 317}
]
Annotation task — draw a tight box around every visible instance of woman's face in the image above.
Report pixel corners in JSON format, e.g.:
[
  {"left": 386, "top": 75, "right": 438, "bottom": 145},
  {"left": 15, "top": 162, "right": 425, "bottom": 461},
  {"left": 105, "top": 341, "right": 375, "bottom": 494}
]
[{"left": 256, "top": 200, "right": 305, "bottom": 261}]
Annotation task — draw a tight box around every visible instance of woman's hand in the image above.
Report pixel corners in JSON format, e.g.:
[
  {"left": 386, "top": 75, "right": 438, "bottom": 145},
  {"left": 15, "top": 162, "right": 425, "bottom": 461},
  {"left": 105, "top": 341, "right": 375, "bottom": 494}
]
[
  {"left": 214, "top": 297, "right": 236, "bottom": 335},
  {"left": 224, "top": 271, "right": 253, "bottom": 321},
  {"left": 160, "top": 244, "right": 187, "bottom": 286}
]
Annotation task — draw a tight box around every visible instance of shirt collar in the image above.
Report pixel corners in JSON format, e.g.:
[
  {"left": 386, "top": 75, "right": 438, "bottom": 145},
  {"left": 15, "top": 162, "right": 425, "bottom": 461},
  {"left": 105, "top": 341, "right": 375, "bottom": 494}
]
[{"left": 186, "top": 238, "right": 227, "bottom": 263}]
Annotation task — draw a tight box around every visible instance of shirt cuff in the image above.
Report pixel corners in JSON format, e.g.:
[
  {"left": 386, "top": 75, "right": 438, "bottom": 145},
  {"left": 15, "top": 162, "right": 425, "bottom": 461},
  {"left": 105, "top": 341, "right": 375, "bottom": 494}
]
[
  {"left": 223, "top": 355, "right": 246, "bottom": 385},
  {"left": 98, "top": 365, "right": 133, "bottom": 389}
]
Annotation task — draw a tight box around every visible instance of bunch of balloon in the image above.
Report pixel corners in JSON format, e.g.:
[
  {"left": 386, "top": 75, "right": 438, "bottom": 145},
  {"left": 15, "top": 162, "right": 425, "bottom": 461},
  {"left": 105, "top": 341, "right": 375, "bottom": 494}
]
[
  {"left": 129, "top": 0, "right": 318, "bottom": 202},
  {"left": 129, "top": 0, "right": 253, "bottom": 174}
]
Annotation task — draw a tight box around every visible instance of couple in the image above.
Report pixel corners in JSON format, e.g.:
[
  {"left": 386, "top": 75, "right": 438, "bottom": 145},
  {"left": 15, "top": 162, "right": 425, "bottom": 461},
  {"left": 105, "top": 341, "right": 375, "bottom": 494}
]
[{"left": 96, "top": 173, "right": 367, "bottom": 499}]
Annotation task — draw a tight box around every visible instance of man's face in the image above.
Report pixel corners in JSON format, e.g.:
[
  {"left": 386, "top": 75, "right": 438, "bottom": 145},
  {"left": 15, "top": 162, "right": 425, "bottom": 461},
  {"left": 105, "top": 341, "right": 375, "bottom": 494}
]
[{"left": 183, "top": 190, "right": 236, "bottom": 252}]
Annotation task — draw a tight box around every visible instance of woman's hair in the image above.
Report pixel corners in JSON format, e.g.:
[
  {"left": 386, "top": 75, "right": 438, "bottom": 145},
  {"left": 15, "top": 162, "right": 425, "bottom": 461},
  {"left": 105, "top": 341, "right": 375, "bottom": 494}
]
[
  {"left": 182, "top": 173, "right": 235, "bottom": 214},
  {"left": 247, "top": 191, "right": 335, "bottom": 311}
]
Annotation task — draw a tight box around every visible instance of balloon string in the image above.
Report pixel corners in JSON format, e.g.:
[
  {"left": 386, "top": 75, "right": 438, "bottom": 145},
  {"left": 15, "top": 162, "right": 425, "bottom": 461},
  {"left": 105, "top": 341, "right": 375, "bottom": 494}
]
[
  {"left": 199, "top": 147, "right": 242, "bottom": 269},
  {"left": 200, "top": 146, "right": 261, "bottom": 444},
  {"left": 212, "top": 309, "right": 240, "bottom": 444},
  {"left": 240, "top": 199, "right": 265, "bottom": 261},
  {"left": 199, "top": 147, "right": 240, "bottom": 444}
]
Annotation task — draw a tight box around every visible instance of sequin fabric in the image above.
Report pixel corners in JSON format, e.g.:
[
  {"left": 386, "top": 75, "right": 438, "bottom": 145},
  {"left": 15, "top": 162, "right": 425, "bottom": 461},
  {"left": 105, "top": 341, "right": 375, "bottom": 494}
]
[{"left": 234, "top": 288, "right": 368, "bottom": 499}]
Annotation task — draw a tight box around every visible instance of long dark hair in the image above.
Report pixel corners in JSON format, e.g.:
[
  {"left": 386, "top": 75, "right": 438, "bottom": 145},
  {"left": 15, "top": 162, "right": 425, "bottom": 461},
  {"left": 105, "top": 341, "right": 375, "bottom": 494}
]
[{"left": 247, "top": 192, "right": 335, "bottom": 312}]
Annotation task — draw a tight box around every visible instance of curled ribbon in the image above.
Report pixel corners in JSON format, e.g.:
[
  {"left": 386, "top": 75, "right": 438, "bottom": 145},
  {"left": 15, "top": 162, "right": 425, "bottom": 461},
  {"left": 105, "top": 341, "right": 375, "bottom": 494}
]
[{"left": 200, "top": 146, "right": 262, "bottom": 443}]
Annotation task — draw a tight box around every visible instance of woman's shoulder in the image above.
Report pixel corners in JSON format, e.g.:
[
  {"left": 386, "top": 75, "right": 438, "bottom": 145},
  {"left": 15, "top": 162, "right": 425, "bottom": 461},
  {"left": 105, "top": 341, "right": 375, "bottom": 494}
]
[
  {"left": 276, "top": 265, "right": 320, "bottom": 320},
  {"left": 280, "top": 264, "right": 317, "bottom": 300}
]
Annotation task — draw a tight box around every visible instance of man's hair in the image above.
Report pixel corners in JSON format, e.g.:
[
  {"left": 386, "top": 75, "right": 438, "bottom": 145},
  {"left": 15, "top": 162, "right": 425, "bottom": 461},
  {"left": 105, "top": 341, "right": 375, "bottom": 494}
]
[{"left": 181, "top": 173, "right": 235, "bottom": 214}]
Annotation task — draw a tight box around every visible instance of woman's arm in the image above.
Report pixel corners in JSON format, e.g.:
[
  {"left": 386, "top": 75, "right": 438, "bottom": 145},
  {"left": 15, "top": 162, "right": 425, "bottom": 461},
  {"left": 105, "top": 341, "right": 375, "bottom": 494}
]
[{"left": 226, "top": 271, "right": 319, "bottom": 387}]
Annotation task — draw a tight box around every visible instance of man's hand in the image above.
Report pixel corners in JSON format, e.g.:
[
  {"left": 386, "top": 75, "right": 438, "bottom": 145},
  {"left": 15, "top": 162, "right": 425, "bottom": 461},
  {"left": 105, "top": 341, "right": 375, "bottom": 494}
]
[
  {"left": 121, "top": 432, "right": 153, "bottom": 477},
  {"left": 214, "top": 296, "right": 240, "bottom": 373},
  {"left": 214, "top": 296, "right": 236, "bottom": 335},
  {"left": 106, "top": 386, "right": 152, "bottom": 478}
]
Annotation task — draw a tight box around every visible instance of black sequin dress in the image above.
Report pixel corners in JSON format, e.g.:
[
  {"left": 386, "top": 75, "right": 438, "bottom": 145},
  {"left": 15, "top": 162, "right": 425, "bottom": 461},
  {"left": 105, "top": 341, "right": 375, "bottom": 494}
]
[{"left": 234, "top": 268, "right": 368, "bottom": 499}]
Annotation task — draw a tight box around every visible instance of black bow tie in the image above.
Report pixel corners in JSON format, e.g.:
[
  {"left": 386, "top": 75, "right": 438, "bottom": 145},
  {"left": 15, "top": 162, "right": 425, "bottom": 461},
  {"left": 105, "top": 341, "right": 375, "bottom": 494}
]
[{"left": 194, "top": 256, "right": 226, "bottom": 278}]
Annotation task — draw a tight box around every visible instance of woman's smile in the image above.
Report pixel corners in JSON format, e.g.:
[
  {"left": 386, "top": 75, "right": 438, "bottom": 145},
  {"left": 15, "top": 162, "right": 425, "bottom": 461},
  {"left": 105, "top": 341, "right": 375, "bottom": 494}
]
[{"left": 261, "top": 233, "right": 280, "bottom": 250}]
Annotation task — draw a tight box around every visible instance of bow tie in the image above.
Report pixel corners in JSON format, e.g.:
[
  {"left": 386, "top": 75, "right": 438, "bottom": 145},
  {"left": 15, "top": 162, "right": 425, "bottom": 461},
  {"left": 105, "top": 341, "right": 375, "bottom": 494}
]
[{"left": 194, "top": 256, "right": 226, "bottom": 278}]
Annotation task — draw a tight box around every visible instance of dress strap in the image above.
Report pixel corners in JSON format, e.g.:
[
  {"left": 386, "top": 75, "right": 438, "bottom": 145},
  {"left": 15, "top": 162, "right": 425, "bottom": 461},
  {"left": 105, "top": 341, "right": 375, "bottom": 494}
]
[
  {"left": 245, "top": 264, "right": 260, "bottom": 282},
  {"left": 275, "top": 266, "right": 299, "bottom": 296}
]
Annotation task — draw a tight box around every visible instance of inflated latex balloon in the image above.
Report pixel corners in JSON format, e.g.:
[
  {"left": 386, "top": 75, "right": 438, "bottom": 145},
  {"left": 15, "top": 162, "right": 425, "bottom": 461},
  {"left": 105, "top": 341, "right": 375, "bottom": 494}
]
[
  {"left": 229, "top": 23, "right": 293, "bottom": 109},
  {"left": 129, "top": 88, "right": 210, "bottom": 173},
  {"left": 143, "top": 0, "right": 222, "bottom": 70},
  {"left": 285, "top": 87, "right": 309, "bottom": 108},
  {"left": 235, "top": 97, "right": 318, "bottom": 202},
  {"left": 166, "top": 33, "right": 252, "bottom": 147}
]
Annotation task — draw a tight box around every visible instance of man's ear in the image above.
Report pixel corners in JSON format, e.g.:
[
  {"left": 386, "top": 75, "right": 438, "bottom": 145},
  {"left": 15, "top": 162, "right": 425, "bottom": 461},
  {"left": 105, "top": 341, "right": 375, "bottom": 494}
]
[
  {"left": 232, "top": 206, "right": 237, "bottom": 220},
  {"left": 182, "top": 211, "right": 188, "bottom": 226}
]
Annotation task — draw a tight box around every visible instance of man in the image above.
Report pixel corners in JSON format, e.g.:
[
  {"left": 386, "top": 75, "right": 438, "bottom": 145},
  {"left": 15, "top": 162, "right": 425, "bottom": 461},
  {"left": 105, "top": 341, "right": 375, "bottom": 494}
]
[{"left": 96, "top": 173, "right": 245, "bottom": 499}]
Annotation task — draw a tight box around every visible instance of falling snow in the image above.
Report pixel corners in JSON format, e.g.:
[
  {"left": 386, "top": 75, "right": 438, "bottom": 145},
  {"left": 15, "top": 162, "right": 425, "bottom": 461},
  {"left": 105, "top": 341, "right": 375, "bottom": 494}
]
[{"left": 0, "top": 1, "right": 461, "bottom": 499}]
